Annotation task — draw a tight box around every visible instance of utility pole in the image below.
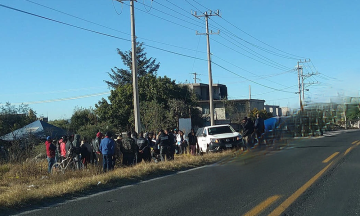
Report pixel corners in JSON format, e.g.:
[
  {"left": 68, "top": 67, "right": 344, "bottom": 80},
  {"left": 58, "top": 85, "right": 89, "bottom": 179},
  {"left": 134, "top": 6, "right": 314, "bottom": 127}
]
[
  {"left": 190, "top": 72, "right": 201, "bottom": 83},
  {"left": 297, "top": 59, "right": 312, "bottom": 110},
  {"left": 192, "top": 10, "right": 220, "bottom": 126},
  {"left": 297, "top": 62, "right": 302, "bottom": 110},
  {"left": 117, "top": 0, "right": 141, "bottom": 133}
]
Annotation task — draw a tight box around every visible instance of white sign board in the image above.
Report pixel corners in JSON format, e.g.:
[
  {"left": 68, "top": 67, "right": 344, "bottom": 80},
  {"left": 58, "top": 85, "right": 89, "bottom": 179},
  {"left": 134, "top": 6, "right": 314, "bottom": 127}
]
[{"left": 179, "top": 118, "right": 192, "bottom": 139}]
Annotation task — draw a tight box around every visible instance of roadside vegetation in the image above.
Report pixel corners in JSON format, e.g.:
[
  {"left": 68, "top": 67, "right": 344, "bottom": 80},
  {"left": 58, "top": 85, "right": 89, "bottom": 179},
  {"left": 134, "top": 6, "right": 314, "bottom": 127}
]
[{"left": 0, "top": 151, "right": 234, "bottom": 210}]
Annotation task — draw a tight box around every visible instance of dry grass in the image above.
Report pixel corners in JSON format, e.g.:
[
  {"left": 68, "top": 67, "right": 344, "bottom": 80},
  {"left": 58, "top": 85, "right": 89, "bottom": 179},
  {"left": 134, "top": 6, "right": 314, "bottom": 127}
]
[{"left": 0, "top": 151, "right": 234, "bottom": 210}]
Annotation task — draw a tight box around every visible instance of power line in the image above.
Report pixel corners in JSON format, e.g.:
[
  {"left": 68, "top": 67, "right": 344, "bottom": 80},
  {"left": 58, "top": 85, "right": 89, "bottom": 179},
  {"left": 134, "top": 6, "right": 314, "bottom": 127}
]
[
  {"left": 24, "top": 0, "right": 206, "bottom": 53},
  {"left": 129, "top": 2, "right": 199, "bottom": 31},
  {"left": 0, "top": 92, "right": 110, "bottom": 105},
  {"left": 212, "top": 54, "right": 295, "bottom": 87},
  {"left": 184, "top": 0, "right": 203, "bottom": 13},
  {"left": 192, "top": 0, "right": 306, "bottom": 59},
  {"left": 153, "top": 0, "right": 203, "bottom": 26},
  {"left": 211, "top": 37, "right": 292, "bottom": 71},
  {"left": 0, "top": 4, "right": 209, "bottom": 62},
  {"left": 217, "top": 34, "right": 293, "bottom": 70},
  {"left": 1, "top": 3, "right": 296, "bottom": 95},
  {"left": 212, "top": 61, "right": 295, "bottom": 93}
]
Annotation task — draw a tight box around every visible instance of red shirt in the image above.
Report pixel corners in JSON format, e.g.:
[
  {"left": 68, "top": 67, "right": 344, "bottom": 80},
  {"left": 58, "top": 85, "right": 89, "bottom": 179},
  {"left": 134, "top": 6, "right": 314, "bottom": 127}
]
[
  {"left": 45, "top": 140, "right": 55, "bottom": 158},
  {"left": 60, "top": 141, "right": 67, "bottom": 157}
]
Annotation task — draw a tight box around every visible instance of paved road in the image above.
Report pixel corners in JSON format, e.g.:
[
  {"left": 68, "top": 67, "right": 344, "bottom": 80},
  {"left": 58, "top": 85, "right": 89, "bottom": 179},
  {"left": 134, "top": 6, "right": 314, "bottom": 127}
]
[{"left": 10, "top": 130, "right": 360, "bottom": 216}]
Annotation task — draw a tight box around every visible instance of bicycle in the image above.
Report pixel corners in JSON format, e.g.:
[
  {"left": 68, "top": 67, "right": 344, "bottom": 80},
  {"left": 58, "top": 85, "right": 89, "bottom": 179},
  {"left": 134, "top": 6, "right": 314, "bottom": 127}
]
[{"left": 52, "top": 152, "right": 82, "bottom": 174}]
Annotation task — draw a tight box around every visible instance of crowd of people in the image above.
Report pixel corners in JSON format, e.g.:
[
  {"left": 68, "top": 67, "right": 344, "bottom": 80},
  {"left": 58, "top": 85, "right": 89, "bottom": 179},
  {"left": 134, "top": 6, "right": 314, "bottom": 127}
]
[
  {"left": 44, "top": 114, "right": 268, "bottom": 173},
  {"left": 241, "top": 114, "right": 265, "bottom": 150},
  {"left": 45, "top": 128, "right": 199, "bottom": 173}
]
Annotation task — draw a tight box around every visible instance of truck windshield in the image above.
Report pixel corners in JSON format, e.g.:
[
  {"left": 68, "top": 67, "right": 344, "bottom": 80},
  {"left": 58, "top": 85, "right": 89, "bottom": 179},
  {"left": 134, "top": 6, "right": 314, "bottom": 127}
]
[{"left": 208, "top": 126, "right": 234, "bottom": 135}]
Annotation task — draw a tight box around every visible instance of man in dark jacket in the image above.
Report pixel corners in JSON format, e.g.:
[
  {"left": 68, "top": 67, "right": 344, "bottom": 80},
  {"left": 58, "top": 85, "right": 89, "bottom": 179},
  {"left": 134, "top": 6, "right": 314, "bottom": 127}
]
[
  {"left": 254, "top": 113, "right": 265, "bottom": 147},
  {"left": 156, "top": 129, "right": 170, "bottom": 161},
  {"left": 242, "top": 117, "right": 255, "bottom": 150},
  {"left": 188, "top": 129, "right": 198, "bottom": 156},
  {"left": 137, "top": 132, "right": 151, "bottom": 163},
  {"left": 45, "top": 136, "right": 56, "bottom": 173},
  {"left": 120, "top": 131, "right": 138, "bottom": 166},
  {"left": 99, "top": 131, "right": 115, "bottom": 172},
  {"left": 165, "top": 129, "right": 175, "bottom": 160}
]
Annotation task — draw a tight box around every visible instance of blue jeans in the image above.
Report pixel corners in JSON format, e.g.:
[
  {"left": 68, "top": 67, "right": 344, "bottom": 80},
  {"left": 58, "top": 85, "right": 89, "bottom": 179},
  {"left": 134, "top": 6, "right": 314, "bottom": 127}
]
[
  {"left": 47, "top": 157, "right": 55, "bottom": 173},
  {"left": 103, "top": 154, "right": 113, "bottom": 172}
]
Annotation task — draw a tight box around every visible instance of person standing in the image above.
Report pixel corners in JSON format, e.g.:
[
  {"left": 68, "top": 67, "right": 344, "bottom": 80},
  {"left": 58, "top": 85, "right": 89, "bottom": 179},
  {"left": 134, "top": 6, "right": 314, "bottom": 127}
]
[
  {"left": 99, "top": 132, "right": 115, "bottom": 172},
  {"left": 45, "top": 136, "right": 56, "bottom": 173},
  {"left": 188, "top": 129, "right": 198, "bottom": 156},
  {"left": 156, "top": 129, "right": 170, "bottom": 161},
  {"left": 254, "top": 113, "right": 265, "bottom": 148},
  {"left": 165, "top": 129, "right": 175, "bottom": 160},
  {"left": 114, "top": 135, "right": 122, "bottom": 167},
  {"left": 242, "top": 117, "right": 255, "bottom": 150},
  {"left": 59, "top": 136, "right": 67, "bottom": 162},
  {"left": 91, "top": 132, "right": 103, "bottom": 165},
  {"left": 137, "top": 132, "right": 151, "bottom": 163},
  {"left": 80, "top": 137, "right": 92, "bottom": 168},
  {"left": 177, "top": 131, "right": 187, "bottom": 154},
  {"left": 121, "top": 131, "right": 138, "bottom": 166}
]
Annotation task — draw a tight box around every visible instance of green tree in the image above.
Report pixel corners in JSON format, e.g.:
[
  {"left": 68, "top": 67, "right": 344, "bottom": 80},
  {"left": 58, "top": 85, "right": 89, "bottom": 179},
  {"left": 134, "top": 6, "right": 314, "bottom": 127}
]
[
  {"left": 70, "top": 107, "right": 98, "bottom": 132},
  {"left": 96, "top": 74, "right": 200, "bottom": 132},
  {"left": 346, "top": 104, "right": 360, "bottom": 121},
  {"left": 250, "top": 108, "right": 273, "bottom": 120},
  {"left": 0, "top": 103, "right": 36, "bottom": 136},
  {"left": 48, "top": 119, "right": 70, "bottom": 131},
  {"left": 105, "top": 42, "right": 160, "bottom": 88}
]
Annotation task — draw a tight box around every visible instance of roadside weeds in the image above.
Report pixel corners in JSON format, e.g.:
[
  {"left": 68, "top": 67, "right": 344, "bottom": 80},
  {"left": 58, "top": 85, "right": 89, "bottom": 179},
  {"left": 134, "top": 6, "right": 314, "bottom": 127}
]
[{"left": 0, "top": 151, "right": 232, "bottom": 210}]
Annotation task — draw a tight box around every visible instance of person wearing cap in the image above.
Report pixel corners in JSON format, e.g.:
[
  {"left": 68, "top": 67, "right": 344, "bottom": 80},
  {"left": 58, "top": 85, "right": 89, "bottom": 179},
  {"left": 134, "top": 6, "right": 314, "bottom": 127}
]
[
  {"left": 99, "top": 131, "right": 115, "bottom": 172},
  {"left": 45, "top": 136, "right": 56, "bottom": 173}
]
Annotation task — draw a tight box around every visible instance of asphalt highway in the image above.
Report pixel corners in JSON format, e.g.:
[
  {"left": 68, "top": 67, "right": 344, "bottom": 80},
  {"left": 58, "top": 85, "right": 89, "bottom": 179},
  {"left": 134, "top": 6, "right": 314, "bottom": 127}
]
[{"left": 10, "top": 129, "right": 360, "bottom": 216}]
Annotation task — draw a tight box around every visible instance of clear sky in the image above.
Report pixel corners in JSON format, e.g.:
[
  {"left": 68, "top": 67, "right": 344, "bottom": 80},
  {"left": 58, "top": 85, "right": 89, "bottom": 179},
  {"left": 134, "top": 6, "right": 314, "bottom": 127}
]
[{"left": 0, "top": 0, "right": 359, "bottom": 120}]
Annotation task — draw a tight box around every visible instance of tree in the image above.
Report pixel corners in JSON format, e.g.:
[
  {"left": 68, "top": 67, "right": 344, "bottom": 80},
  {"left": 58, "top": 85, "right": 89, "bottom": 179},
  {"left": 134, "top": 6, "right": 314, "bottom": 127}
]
[
  {"left": 250, "top": 108, "right": 273, "bottom": 120},
  {"left": 346, "top": 104, "right": 360, "bottom": 121},
  {"left": 0, "top": 103, "right": 36, "bottom": 136},
  {"left": 48, "top": 119, "right": 70, "bottom": 131},
  {"left": 104, "top": 42, "right": 160, "bottom": 88},
  {"left": 70, "top": 107, "right": 98, "bottom": 132},
  {"left": 96, "top": 74, "right": 201, "bottom": 132}
]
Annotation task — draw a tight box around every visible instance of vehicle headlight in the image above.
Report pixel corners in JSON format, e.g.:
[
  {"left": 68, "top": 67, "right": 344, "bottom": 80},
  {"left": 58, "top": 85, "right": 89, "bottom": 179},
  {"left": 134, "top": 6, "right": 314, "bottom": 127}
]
[
  {"left": 236, "top": 136, "right": 242, "bottom": 140},
  {"left": 211, "top": 138, "right": 220, "bottom": 143}
]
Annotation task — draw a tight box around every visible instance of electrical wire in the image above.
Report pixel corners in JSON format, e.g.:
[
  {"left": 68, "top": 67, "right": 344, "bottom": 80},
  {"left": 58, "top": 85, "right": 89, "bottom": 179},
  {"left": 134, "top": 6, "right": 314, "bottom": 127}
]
[
  {"left": 135, "top": 1, "right": 203, "bottom": 30},
  {"left": 0, "top": 3, "right": 297, "bottom": 95},
  {"left": 22, "top": 0, "right": 208, "bottom": 54},
  {"left": 111, "top": 0, "right": 123, "bottom": 15},
  {"left": 212, "top": 54, "right": 295, "bottom": 87},
  {"left": 211, "top": 37, "right": 292, "bottom": 71},
  {"left": 184, "top": 0, "right": 203, "bottom": 13},
  {"left": 153, "top": 0, "right": 203, "bottom": 26},
  {"left": 212, "top": 61, "right": 296, "bottom": 93},
  {"left": 142, "top": 0, "right": 154, "bottom": 13},
  {"left": 0, "top": 92, "right": 111, "bottom": 105},
  {"left": 191, "top": 0, "right": 306, "bottom": 59},
  {"left": 217, "top": 34, "right": 293, "bottom": 71}
]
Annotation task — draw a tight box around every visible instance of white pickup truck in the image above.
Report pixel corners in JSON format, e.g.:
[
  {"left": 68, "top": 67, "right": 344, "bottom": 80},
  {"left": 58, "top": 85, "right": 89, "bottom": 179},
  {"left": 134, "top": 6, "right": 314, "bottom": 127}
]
[{"left": 196, "top": 124, "right": 242, "bottom": 153}]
